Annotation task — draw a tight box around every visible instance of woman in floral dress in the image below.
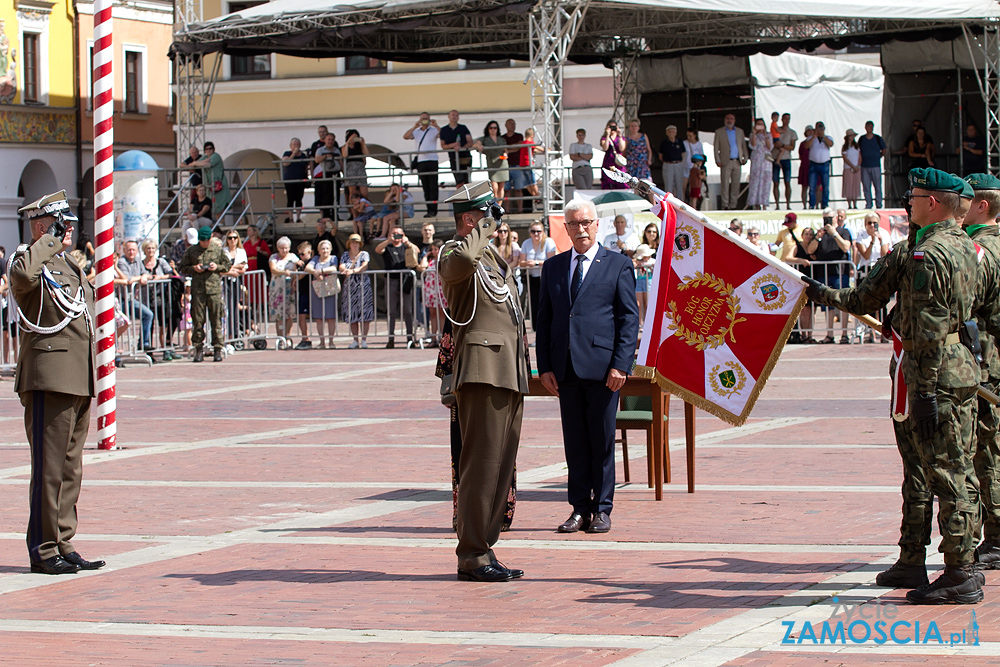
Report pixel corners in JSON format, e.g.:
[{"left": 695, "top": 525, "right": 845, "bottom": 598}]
[
  {"left": 339, "top": 233, "right": 374, "bottom": 349},
  {"left": 623, "top": 118, "right": 653, "bottom": 181},
  {"left": 746, "top": 118, "right": 773, "bottom": 209}
]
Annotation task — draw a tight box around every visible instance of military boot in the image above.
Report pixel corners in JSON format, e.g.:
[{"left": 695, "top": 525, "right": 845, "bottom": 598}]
[
  {"left": 193, "top": 347, "right": 204, "bottom": 363},
  {"left": 975, "top": 538, "right": 1000, "bottom": 570},
  {"left": 875, "top": 560, "right": 928, "bottom": 589},
  {"left": 213, "top": 347, "right": 223, "bottom": 362},
  {"left": 905, "top": 565, "right": 983, "bottom": 605}
]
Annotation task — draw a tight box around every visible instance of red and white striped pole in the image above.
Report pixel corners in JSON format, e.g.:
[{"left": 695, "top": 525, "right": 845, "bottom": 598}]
[{"left": 92, "top": 0, "right": 117, "bottom": 450}]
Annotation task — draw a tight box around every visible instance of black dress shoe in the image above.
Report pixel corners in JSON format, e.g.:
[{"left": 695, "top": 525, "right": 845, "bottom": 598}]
[
  {"left": 30, "top": 555, "right": 80, "bottom": 575},
  {"left": 587, "top": 512, "right": 611, "bottom": 533},
  {"left": 557, "top": 512, "right": 591, "bottom": 533},
  {"left": 457, "top": 564, "right": 514, "bottom": 582},
  {"left": 63, "top": 552, "right": 106, "bottom": 570},
  {"left": 491, "top": 559, "right": 524, "bottom": 579}
]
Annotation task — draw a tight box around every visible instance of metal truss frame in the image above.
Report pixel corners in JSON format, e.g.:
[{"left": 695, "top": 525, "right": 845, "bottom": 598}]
[
  {"left": 612, "top": 50, "right": 639, "bottom": 128},
  {"left": 963, "top": 22, "right": 1000, "bottom": 173},
  {"left": 528, "top": 0, "right": 588, "bottom": 219},
  {"left": 171, "top": 0, "right": 1000, "bottom": 201}
]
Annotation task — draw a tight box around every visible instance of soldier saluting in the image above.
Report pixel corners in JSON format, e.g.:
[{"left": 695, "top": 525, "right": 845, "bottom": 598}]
[{"left": 8, "top": 191, "right": 105, "bottom": 574}]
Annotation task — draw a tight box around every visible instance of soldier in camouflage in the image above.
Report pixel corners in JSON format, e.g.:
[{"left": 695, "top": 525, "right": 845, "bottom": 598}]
[
  {"left": 179, "top": 226, "right": 232, "bottom": 362},
  {"left": 964, "top": 173, "right": 1000, "bottom": 569},
  {"left": 806, "top": 219, "right": 935, "bottom": 589},
  {"left": 807, "top": 168, "right": 984, "bottom": 604}
]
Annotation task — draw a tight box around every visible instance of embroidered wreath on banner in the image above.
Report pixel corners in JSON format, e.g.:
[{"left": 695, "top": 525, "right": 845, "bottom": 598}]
[
  {"left": 665, "top": 272, "right": 747, "bottom": 351},
  {"left": 672, "top": 222, "right": 702, "bottom": 261},
  {"left": 750, "top": 273, "right": 788, "bottom": 311},
  {"left": 709, "top": 361, "right": 748, "bottom": 399}
]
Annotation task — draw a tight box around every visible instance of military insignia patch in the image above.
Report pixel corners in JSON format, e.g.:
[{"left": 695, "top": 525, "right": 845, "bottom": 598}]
[{"left": 914, "top": 269, "right": 929, "bottom": 291}]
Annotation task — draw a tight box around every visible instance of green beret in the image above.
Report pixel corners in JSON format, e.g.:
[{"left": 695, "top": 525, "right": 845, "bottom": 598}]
[
  {"left": 965, "top": 173, "right": 1000, "bottom": 191},
  {"left": 198, "top": 225, "right": 213, "bottom": 240},
  {"left": 445, "top": 181, "right": 496, "bottom": 214},
  {"left": 960, "top": 180, "right": 975, "bottom": 200},
  {"left": 908, "top": 168, "right": 967, "bottom": 195}
]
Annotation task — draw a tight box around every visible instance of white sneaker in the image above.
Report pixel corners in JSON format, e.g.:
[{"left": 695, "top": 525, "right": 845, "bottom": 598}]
[
  {"left": 361, "top": 339, "right": 368, "bottom": 349},
  {"left": 348, "top": 340, "right": 359, "bottom": 349}
]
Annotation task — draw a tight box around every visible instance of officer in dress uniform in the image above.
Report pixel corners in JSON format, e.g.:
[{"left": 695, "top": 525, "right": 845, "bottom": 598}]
[
  {"left": 8, "top": 190, "right": 105, "bottom": 574},
  {"left": 438, "top": 181, "right": 529, "bottom": 582},
  {"left": 179, "top": 225, "right": 231, "bottom": 362}
]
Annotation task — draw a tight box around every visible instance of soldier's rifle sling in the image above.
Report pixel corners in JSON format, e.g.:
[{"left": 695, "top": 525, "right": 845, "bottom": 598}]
[{"left": 852, "top": 313, "right": 1000, "bottom": 406}]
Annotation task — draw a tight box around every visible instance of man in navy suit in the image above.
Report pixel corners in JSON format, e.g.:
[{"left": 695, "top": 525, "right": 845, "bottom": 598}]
[{"left": 536, "top": 199, "right": 641, "bottom": 534}]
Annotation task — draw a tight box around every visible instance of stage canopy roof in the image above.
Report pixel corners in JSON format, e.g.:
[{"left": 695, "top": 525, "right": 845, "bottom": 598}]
[{"left": 170, "top": 0, "right": 1000, "bottom": 63}]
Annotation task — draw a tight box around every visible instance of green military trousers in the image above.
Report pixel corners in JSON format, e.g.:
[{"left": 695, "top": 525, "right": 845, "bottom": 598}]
[
  {"left": 917, "top": 386, "right": 979, "bottom": 565},
  {"left": 974, "top": 378, "right": 1000, "bottom": 543},
  {"left": 191, "top": 290, "right": 224, "bottom": 350},
  {"left": 454, "top": 382, "right": 523, "bottom": 571}
]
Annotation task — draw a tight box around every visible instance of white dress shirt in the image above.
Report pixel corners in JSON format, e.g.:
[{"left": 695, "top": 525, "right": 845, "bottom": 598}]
[{"left": 568, "top": 242, "right": 601, "bottom": 286}]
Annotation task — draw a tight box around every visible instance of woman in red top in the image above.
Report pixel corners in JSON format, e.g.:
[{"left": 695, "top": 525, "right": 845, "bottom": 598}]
[{"left": 519, "top": 127, "right": 545, "bottom": 213}]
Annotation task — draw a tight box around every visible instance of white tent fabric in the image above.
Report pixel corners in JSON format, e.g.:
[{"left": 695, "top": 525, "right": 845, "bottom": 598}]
[
  {"left": 750, "top": 52, "right": 884, "bottom": 205},
  {"left": 603, "top": 0, "right": 1000, "bottom": 20}
]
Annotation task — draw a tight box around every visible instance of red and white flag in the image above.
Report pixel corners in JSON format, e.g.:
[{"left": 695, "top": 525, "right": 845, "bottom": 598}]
[{"left": 636, "top": 195, "right": 808, "bottom": 426}]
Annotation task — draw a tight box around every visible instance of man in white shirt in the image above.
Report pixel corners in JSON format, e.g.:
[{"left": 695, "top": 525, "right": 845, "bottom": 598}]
[
  {"left": 403, "top": 112, "right": 441, "bottom": 217},
  {"left": 602, "top": 215, "right": 639, "bottom": 257},
  {"left": 806, "top": 121, "right": 834, "bottom": 209},
  {"left": 568, "top": 128, "right": 594, "bottom": 190}
]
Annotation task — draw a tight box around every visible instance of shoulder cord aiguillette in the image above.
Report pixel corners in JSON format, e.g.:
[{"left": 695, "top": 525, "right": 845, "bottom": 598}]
[
  {"left": 6, "top": 252, "right": 92, "bottom": 336},
  {"left": 440, "top": 242, "right": 518, "bottom": 328}
]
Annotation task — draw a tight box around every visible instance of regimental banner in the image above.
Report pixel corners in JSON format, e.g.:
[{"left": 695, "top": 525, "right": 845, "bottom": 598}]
[{"left": 636, "top": 195, "right": 807, "bottom": 426}]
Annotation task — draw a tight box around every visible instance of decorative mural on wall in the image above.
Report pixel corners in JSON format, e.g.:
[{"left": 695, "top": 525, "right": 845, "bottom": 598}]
[
  {"left": 0, "top": 109, "right": 75, "bottom": 143},
  {"left": 0, "top": 19, "right": 16, "bottom": 104}
]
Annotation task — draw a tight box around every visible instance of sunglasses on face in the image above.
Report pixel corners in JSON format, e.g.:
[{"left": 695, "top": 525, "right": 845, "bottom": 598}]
[{"left": 748, "top": 232, "right": 760, "bottom": 237}]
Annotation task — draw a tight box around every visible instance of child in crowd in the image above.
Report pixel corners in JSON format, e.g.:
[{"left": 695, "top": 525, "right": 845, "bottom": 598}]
[
  {"left": 769, "top": 112, "right": 781, "bottom": 140},
  {"left": 688, "top": 154, "right": 706, "bottom": 210},
  {"left": 179, "top": 279, "right": 192, "bottom": 349},
  {"left": 294, "top": 242, "right": 314, "bottom": 349},
  {"left": 420, "top": 240, "right": 447, "bottom": 347},
  {"left": 349, "top": 192, "right": 376, "bottom": 240},
  {"left": 371, "top": 183, "right": 413, "bottom": 241}
]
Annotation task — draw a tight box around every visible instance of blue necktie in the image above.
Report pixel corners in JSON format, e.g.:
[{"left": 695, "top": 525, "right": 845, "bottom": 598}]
[{"left": 571, "top": 254, "right": 587, "bottom": 302}]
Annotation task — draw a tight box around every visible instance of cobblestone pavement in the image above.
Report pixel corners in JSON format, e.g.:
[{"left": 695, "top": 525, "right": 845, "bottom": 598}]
[{"left": 0, "top": 343, "right": 995, "bottom": 666}]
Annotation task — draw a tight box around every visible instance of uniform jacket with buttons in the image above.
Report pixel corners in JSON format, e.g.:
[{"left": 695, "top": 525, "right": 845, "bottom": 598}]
[
  {"left": 178, "top": 242, "right": 232, "bottom": 295},
  {"left": 438, "top": 216, "right": 529, "bottom": 394},
  {"left": 9, "top": 234, "right": 96, "bottom": 397}
]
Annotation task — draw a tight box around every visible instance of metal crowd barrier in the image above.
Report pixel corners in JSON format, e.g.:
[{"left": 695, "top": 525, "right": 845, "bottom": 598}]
[
  {"left": 116, "top": 278, "right": 188, "bottom": 365},
  {"left": 795, "top": 259, "right": 885, "bottom": 344},
  {"left": 217, "top": 267, "right": 421, "bottom": 350}
]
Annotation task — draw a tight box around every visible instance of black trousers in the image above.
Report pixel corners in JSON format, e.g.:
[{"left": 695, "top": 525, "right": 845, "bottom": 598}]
[
  {"left": 416, "top": 160, "right": 439, "bottom": 215},
  {"left": 557, "top": 360, "right": 618, "bottom": 515}
]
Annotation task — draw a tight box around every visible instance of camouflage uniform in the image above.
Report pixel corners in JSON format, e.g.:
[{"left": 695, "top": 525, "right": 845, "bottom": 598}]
[
  {"left": 179, "top": 242, "right": 232, "bottom": 351},
  {"left": 900, "top": 218, "right": 980, "bottom": 565},
  {"left": 969, "top": 224, "right": 1000, "bottom": 544},
  {"left": 813, "top": 241, "right": 932, "bottom": 565}
]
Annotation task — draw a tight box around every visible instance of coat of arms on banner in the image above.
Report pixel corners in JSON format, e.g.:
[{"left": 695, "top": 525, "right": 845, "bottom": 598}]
[{"left": 636, "top": 196, "right": 807, "bottom": 426}]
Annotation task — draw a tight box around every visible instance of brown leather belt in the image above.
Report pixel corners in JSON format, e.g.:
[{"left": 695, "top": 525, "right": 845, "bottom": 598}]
[{"left": 901, "top": 333, "right": 960, "bottom": 351}]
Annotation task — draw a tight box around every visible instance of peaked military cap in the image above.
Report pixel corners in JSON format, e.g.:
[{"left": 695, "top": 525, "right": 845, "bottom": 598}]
[
  {"left": 908, "top": 168, "right": 967, "bottom": 195},
  {"left": 965, "top": 173, "right": 1000, "bottom": 191},
  {"left": 18, "top": 190, "right": 78, "bottom": 222},
  {"left": 445, "top": 181, "right": 497, "bottom": 214}
]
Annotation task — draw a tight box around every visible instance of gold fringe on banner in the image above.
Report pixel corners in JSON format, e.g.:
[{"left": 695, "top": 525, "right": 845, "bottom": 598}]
[{"left": 634, "top": 291, "right": 808, "bottom": 427}]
